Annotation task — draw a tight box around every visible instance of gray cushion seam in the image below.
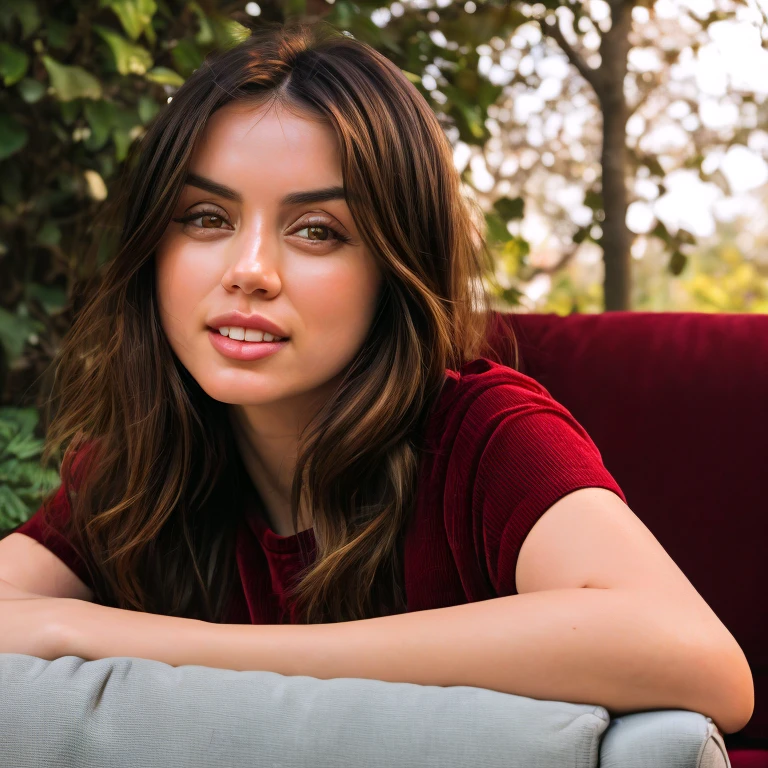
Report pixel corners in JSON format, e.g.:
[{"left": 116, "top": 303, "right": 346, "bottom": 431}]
[{"left": 697, "top": 722, "right": 728, "bottom": 768}]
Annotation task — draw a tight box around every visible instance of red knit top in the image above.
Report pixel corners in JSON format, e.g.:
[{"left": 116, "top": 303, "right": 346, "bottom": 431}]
[{"left": 14, "top": 357, "right": 627, "bottom": 624}]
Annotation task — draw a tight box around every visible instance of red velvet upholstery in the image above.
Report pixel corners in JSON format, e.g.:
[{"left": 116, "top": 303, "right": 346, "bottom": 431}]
[{"left": 488, "top": 311, "right": 768, "bottom": 765}]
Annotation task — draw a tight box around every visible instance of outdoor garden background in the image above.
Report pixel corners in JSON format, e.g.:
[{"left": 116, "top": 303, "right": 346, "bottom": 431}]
[{"left": 1, "top": 0, "right": 767, "bottom": 529}]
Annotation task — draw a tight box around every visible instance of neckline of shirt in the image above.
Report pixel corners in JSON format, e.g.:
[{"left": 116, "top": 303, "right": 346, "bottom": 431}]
[{"left": 239, "top": 359, "right": 501, "bottom": 553}]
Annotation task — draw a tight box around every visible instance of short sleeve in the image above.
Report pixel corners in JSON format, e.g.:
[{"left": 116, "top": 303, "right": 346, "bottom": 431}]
[
  {"left": 468, "top": 381, "right": 627, "bottom": 598},
  {"left": 13, "top": 445, "right": 97, "bottom": 590}
]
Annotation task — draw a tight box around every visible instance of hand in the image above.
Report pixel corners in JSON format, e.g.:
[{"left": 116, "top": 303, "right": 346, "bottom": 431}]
[{"left": 0, "top": 596, "right": 73, "bottom": 660}]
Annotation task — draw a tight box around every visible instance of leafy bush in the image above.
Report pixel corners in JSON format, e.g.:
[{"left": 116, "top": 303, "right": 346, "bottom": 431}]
[{"left": 0, "top": 407, "right": 61, "bottom": 530}]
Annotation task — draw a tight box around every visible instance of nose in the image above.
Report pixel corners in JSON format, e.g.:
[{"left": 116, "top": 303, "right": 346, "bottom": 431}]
[{"left": 221, "top": 217, "right": 282, "bottom": 297}]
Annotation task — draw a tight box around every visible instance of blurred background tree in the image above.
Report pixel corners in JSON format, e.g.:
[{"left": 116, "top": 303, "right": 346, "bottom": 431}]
[{"left": 1, "top": 0, "right": 767, "bottom": 524}]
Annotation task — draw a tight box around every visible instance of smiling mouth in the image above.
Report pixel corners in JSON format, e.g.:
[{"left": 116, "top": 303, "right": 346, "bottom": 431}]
[{"left": 207, "top": 326, "right": 290, "bottom": 341}]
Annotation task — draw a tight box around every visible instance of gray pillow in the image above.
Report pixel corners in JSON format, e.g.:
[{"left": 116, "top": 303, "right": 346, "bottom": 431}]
[
  {"left": 600, "top": 709, "right": 730, "bottom": 768},
  {"left": 0, "top": 653, "right": 609, "bottom": 768}
]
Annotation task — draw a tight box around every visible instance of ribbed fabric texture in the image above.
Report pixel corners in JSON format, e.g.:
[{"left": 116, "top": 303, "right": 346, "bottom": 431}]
[{"left": 14, "top": 357, "right": 626, "bottom": 625}]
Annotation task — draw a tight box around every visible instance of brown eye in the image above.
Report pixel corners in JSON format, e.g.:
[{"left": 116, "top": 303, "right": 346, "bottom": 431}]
[
  {"left": 301, "top": 225, "right": 330, "bottom": 240},
  {"left": 198, "top": 214, "right": 225, "bottom": 229},
  {"left": 293, "top": 223, "right": 351, "bottom": 245},
  {"left": 172, "top": 209, "right": 232, "bottom": 230}
]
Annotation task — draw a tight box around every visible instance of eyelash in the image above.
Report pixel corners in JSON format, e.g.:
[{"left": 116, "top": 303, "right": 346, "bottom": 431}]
[{"left": 171, "top": 208, "right": 352, "bottom": 245}]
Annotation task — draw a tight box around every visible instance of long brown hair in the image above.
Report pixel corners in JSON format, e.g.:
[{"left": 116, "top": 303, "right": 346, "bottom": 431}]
[{"left": 23, "top": 19, "right": 515, "bottom": 624}]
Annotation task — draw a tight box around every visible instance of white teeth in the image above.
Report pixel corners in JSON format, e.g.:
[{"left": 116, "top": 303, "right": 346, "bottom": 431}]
[{"left": 217, "top": 326, "right": 285, "bottom": 342}]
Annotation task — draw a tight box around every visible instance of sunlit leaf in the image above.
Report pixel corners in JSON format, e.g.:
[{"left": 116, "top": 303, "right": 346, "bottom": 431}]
[
  {"left": 103, "top": 0, "right": 158, "bottom": 41},
  {"left": 500, "top": 236, "right": 530, "bottom": 273},
  {"left": 42, "top": 55, "right": 103, "bottom": 101},
  {"left": 137, "top": 94, "right": 159, "bottom": 124},
  {"left": 112, "top": 127, "right": 133, "bottom": 162},
  {"left": 144, "top": 66, "right": 184, "bottom": 86},
  {"left": 210, "top": 16, "right": 251, "bottom": 49},
  {"left": 0, "top": 43, "right": 29, "bottom": 86},
  {"left": 484, "top": 211, "right": 510, "bottom": 245},
  {"left": 94, "top": 24, "right": 154, "bottom": 75},
  {"left": 188, "top": 0, "right": 215, "bottom": 46}
]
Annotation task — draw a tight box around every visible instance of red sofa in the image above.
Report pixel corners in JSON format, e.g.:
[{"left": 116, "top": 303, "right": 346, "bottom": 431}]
[{"left": 490, "top": 310, "right": 768, "bottom": 768}]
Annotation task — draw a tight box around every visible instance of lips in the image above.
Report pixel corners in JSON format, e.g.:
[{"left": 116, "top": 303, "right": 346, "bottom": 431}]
[
  {"left": 210, "top": 327, "right": 289, "bottom": 341},
  {"left": 208, "top": 329, "right": 288, "bottom": 361},
  {"left": 206, "top": 311, "right": 289, "bottom": 339}
]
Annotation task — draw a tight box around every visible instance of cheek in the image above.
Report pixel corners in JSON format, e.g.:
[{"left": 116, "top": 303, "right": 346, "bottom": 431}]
[
  {"left": 155, "top": 249, "right": 214, "bottom": 336},
  {"left": 289, "top": 256, "right": 381, "bottom": 329},
  {"left": 294, "top": 279, "right": 377, "bottom": 347}
]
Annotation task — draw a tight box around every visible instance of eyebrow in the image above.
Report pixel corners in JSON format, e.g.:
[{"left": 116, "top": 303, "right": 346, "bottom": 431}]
[{"left": 184, "top": 172, "right": 348, "bottom": 206}]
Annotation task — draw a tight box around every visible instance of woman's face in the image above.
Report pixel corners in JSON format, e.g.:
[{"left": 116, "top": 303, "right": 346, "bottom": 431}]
[{"left": 155, "top": 100, "right": 383, "bottom": 418}]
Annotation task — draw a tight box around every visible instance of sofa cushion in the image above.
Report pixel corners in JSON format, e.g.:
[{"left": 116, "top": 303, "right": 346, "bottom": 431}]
[
  {"left": 600, "top": 710, "right": 729, "bottom": 768},
  {"left": 0, "top": 653, "right": 609, "bottom": 768}
]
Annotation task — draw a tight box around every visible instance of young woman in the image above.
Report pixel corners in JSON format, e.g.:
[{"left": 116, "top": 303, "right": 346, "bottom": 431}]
[{"left": 0, "top": 19, "right": 752, "bottom": 734}]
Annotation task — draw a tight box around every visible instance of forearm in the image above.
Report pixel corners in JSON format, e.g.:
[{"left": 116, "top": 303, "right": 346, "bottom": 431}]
[
  {"left": 280, "top": 587, "right": 751, "bottom": 732},
  {"left": 0, "top": 577, "right": 48, "bottom": 600},
  {"left": 61, "top": 588, "right": 752, "bottom": 734}
]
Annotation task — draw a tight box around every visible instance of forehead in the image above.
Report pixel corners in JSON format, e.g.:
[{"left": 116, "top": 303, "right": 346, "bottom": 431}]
[{"left": 188, "top": 101, "right": 341, "bottom": 184}]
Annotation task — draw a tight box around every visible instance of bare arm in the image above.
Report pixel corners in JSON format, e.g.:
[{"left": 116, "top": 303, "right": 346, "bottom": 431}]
[
  {"left": 59, "top": 586, "right": 752, "bottom": 735},
  {"left": 0, "top": 532, "right": 94, "bottom": 601},
  {"left": 0, "top": 576, "right": 49, "bottom": 600}
]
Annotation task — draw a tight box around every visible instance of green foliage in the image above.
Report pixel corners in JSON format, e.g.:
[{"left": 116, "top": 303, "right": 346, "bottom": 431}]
[
  {"left": 325, "top": 0, "right": 526, "bottom": 147},
  {"left": 103, "top": 0, "right": 159, "bottom": 42},
  {"left": 42, "top": 56, "right": 104, "bottom": 100},
  {"left": 0, "top": 42, "right": 30, "bottom": 86},
  {"left": 493, "top": 195, "right": 525, "bottom": 222},
  {"left": 0, "top": 407, "right": 61, "bottom": 529},
  {"left": 528, "top": 225, "right": 768, "bottom": 316},
  {"left": 678, "top": 240, "right": 768, "bottom": 313}
]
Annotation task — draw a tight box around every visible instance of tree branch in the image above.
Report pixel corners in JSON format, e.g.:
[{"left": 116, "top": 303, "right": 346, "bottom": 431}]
[
  {"left": 538, "top": 15, "right": 602, "bottom": 94},
  {"left": 521, "top": 241, "right": 581, "bottom": 281},
  {"left": 626, "top": 73, "right": 663, "bottom": 120}
]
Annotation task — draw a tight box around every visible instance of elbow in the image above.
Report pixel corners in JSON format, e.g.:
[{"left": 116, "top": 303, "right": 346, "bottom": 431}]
[
  {"left": 712, "top": 696, "right": 754, "bottom": 736},
  {"left": 693, "top": 639, "right": 755, "bottom": 735},
  {"left": 718, "top": 671, "right": 754, "bottom": 735}
]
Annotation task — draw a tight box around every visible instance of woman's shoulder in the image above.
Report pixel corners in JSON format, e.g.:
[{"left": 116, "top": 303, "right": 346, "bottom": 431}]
[
  {"left": 448, "top": 356, "right": 550, "bottom": 395},
  {"left": 434, "top": 356, "right": 555, "bottom": 433}
]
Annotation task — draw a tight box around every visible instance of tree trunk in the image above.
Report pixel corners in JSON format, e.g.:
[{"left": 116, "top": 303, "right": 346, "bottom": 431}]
[{"left": 597, "top": 1, "right": 633, "bottom": 311}]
